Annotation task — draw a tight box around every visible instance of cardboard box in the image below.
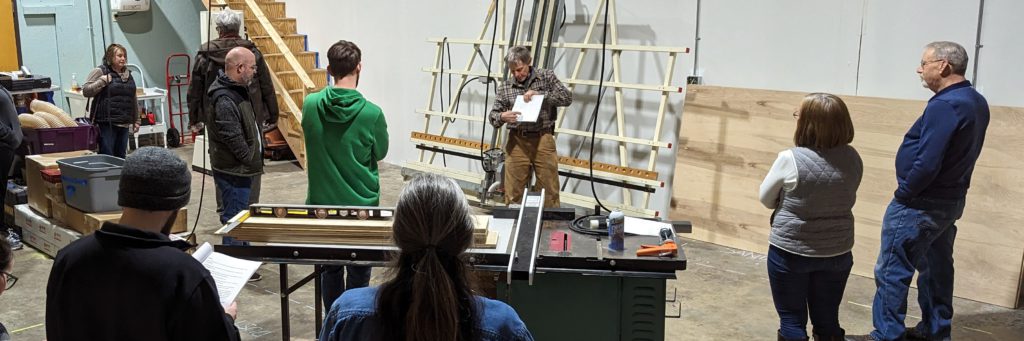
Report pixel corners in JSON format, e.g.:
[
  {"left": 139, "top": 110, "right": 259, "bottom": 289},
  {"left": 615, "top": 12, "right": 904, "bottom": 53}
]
[
  {"left": 51, "top": 225, "right": 82, "bottom": 249},
  {"left": 14, "top": 204, "right": 31, "bottom": 229},
  {"left": 45, "top": 181, "right": 65, "bottom": 204},
  {"left": 77, "top": 208, "right": 189, "bottom": 234},
  {"left": 26, "top": 151, "right": 93, "bottom": 217}
]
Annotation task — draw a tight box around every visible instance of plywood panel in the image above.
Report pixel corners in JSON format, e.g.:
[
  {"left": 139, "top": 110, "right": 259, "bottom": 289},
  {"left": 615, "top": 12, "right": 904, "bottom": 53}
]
[{"left": 671, "top": 85, "right": 1024, "bottom": 307}]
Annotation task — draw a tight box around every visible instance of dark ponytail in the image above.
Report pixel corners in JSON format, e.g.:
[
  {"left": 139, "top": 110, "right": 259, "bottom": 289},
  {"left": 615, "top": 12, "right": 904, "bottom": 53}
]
[{"left": 376, "top": 174, "right": 479, "bottom": 341}]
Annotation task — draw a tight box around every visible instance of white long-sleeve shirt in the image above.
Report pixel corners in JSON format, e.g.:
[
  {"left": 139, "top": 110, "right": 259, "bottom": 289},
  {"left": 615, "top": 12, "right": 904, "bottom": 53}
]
[{"left": 759, "top": 150, "right": 799, "bottom": 209}]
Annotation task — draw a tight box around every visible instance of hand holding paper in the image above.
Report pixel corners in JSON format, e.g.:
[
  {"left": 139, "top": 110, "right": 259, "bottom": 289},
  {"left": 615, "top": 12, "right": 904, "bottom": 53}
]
[
  {"left": 192, "top": 242, "right": 263, "bottom": 306},
  {"left": 512, "top": 94, "right": 545, "bottom": 123}
]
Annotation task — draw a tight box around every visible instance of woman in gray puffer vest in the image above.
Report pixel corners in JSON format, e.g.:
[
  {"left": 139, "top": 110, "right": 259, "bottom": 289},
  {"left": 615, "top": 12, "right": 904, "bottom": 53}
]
[{"left": 759, "top": 93, "right": 863, "bottom": 341}]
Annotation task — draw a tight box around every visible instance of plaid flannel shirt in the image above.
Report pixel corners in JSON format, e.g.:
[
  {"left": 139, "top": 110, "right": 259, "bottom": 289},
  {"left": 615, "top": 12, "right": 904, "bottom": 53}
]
[{"left": 488, "top": 67, "right": 573, "bottom": 131}]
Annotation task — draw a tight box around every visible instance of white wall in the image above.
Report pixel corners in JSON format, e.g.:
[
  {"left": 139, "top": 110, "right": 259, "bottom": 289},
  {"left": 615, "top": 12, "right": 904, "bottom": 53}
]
[
  {"left": 288, "top": 0, "right": 693, "bottom": 215},
  {"left": 285, "top": 0, "right": 1022, "bottom": 215}
]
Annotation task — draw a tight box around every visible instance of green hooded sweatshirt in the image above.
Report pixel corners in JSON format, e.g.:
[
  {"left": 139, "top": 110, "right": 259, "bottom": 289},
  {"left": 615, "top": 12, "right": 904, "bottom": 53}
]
[{"left": 302, "top": 87, "right": 389, "bottom": 206}]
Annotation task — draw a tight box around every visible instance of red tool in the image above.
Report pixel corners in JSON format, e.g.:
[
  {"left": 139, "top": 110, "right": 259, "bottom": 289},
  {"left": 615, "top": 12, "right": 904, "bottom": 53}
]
[
  {"left": 165, "top": 53, "right": 193, "bottom": 144},
  {"left": 637, "top": 227, "right": 678, "bottom": 257}
]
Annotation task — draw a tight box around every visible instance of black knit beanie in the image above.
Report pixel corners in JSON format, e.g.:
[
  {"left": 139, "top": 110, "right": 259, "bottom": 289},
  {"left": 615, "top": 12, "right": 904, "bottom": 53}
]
[{"left": 117, "top": 147, "right": 191, "bottom": 211}]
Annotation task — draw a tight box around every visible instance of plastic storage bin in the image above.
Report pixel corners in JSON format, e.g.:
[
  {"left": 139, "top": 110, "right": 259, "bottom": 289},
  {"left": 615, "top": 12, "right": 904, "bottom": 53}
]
[
  {"left": 57, "top": 155, "right": 124, "bottom": 213},
  {"left": 23, "top": 123, "right": 98, "bottom": 154}
]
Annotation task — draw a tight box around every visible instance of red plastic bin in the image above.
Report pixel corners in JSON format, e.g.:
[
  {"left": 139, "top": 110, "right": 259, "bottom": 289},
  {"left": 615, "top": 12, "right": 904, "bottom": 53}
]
[{"left": 23, "top": 123, "right": 98, "bottom": 154}]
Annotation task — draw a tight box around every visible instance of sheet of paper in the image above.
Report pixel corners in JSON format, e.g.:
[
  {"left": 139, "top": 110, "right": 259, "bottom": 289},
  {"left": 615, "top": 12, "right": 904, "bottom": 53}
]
[
  {"left": 511, "top": 94, "right": 544, "bottom": 122},
  {"left": 624, "top": 217, "right": 672, "bottom": 237},
  {"left": 192, "top": 242, "right": 263, "bottom": 306}
]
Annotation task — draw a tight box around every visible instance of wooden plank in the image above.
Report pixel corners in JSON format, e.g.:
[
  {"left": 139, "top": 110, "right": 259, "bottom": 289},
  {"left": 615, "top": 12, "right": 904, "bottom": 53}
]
[
  {"left": 421, "top": 68, "right": 683, "bottom": 93},
  {"left": 411, "top": 132, "right": 659, "bottom": 181},
  {"left": 670, "top": 85, "right": 1024, "bottom": 308}
]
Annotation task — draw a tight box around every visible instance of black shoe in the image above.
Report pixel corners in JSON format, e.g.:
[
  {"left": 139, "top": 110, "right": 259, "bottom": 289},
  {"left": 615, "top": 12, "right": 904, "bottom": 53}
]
[
  {"left": 814, "top": 334, "right": 845, "bottom": 341},
  {"left": 248, "top": 272, "right": 263, "bottom": 282}
]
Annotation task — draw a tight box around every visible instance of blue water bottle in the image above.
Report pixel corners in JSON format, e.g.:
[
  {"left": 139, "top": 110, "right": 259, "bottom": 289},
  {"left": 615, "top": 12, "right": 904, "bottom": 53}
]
[{"left": 607, "top": 211, "right": 625, "bottom": 251}]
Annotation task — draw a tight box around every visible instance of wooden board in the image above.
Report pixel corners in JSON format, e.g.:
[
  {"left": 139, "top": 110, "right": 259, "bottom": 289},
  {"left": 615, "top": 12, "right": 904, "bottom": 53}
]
[
  {"left": 670, "top": 85, "right": 1024, "bottom": 308},
  {"left": 227, "top": 215, "right": 498, "bottom": 248}
]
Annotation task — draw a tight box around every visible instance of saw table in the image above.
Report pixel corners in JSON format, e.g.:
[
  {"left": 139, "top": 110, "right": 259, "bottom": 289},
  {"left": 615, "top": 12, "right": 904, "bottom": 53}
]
[{"left": 215, "top": 194, "right": 687, "bottom": 340}]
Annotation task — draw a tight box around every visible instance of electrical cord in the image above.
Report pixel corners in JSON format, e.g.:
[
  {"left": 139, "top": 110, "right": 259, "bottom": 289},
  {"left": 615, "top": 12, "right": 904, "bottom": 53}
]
[
  {"left": 440, "top": 37, "right": 453, "bottom": 166},
  {"left": 189, "top": 4, "right": 222, "bottom": 242},
  {"left": 569, "top": 213, "right": 609, "bottom": 236},
  {"left": 587, "top": 0, "right": 612, "bottom": 214}
]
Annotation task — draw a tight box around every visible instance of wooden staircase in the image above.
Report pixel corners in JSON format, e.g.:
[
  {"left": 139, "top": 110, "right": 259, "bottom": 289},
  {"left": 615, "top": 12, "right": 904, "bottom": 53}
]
[{"left": 210, "top": 0, "right": 327, "bottom": 167}]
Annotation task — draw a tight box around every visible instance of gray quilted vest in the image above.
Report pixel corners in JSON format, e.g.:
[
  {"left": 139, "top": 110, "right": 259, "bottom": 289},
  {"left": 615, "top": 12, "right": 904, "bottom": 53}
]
[{"left": 770, "top": 146, "right": 863, "bottom": 257}]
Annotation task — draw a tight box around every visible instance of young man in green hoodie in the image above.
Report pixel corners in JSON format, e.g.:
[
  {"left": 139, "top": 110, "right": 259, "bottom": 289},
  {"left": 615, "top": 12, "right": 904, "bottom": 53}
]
[{"left": 302, "top": 40, "right": 389, "bottom": 310}]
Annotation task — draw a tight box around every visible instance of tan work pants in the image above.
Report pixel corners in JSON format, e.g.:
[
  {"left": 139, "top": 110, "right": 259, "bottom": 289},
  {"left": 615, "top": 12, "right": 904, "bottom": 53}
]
[{"left": 504, "top": 132, "right": 560, "bottom": 207}]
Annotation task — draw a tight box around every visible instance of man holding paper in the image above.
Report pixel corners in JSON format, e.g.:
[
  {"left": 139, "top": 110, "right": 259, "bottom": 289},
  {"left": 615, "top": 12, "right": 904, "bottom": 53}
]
[
  {"left": 488, "top": 46, "right": 573, "bottom": 207},
  {"left": 45, "top": 147, "right": 241, "bottom": 341}
]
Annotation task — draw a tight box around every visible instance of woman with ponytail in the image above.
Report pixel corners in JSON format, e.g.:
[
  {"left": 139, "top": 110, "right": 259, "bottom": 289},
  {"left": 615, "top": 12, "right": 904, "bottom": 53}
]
[{"left": 320, "top": 174, "right": 533, "bottom": 341}]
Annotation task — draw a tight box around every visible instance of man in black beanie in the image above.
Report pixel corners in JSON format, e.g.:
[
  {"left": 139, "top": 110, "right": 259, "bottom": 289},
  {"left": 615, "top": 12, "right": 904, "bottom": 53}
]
[{"left": 45, "top": 147, "right": 241, "bottom": 341}]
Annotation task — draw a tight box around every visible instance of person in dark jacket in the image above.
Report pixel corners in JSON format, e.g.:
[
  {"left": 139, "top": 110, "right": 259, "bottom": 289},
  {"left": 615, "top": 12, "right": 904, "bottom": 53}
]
[
  {"left": 847, "top": 42, "right": 990, "bottom": 341},
  {"left": 207, "top": 47, "right": 264, "bottom": 277},
  {"left": 0, "top": 84, "right": 23, "bottom": 249},
  {"left": 189, "top": 9, "right": 277, "bottom": 214},
  {"left": 45, "top": 147, "right": 240, "bottom": 341},
  {"left": 82, "top": 43, "right": 139, "bottom": 158},
  {"left": 1, "top": 237, "right": 17, "bottom": 340}
]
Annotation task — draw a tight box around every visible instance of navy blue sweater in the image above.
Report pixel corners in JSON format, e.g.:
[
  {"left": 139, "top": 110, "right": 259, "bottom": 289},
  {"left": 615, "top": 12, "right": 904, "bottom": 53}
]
[{"left": 895, "top": 80, "right": 989, "bottom": 201}]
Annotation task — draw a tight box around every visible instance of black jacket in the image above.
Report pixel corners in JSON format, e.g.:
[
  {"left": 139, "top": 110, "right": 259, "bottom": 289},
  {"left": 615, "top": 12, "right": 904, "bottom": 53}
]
[
  {"left": 207, "top": 73, "right": 263, "bottom": 177},
  {"left": 90, "top": 64, "right": 137, "bottom": 124},
  {"left": 0, "top": 85, "right": 22, "bottom": 150},
  {"left": 46, "top": 222, "right": 240, "bottom": 341},
  {"left": 188, "top": 36, "right": 278, "bottom": 127}
]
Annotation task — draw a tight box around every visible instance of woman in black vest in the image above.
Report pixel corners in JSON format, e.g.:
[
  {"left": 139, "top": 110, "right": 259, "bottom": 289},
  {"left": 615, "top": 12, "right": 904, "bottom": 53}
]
[{"left": 83, "top": 44, "right": 139, "bottom": 158}]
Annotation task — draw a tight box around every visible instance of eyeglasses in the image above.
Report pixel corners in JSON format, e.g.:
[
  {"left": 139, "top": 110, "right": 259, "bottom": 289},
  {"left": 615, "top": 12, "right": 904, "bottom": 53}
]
[
  {"left": 792, "top": 110, "right": 799, "bottom": 119},
  {"left": 1, "top": 271, "right": 16, "bottom": 290},
  {"left": 920, "top": 59, "right": 945, "bottom": 67}
]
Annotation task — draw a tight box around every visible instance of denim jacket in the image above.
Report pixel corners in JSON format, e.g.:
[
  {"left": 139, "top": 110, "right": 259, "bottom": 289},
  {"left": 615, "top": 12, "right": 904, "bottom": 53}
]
[{"left": 320, "top": 286, "right": 534, "bottom": 341}]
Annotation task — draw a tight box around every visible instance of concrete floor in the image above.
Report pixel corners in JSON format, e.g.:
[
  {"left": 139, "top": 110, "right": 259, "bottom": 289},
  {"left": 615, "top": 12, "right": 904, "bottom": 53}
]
[{"left": 2, "top": 144, "right": 1022, "bottom": 340}]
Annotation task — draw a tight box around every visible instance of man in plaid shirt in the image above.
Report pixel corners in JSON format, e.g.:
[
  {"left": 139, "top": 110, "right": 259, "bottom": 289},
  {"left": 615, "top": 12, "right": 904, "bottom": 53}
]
[{"left": 488, "top": 46, "right": 573, "bottom": 207}]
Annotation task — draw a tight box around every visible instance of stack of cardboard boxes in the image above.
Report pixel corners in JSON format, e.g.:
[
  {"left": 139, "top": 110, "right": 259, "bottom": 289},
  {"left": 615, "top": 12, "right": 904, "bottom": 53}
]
[{"left": 14, "top": 150, "right": 188, "bottom": 257}]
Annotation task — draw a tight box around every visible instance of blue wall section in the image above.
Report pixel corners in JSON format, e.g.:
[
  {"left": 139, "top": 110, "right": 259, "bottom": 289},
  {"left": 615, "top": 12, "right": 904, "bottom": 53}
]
[{"left": 15, "top": 0, "right": 202, "bottom": 114}]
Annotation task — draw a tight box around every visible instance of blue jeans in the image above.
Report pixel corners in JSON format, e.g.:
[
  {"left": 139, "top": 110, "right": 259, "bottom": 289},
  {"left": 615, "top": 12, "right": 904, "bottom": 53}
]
[
  {"left": 214, "top": 172, "right": 253, "bottom": 246},
  {"left": 768, "top": 245, "right": 853, "bottom": 339},
  {"left": 871, "top": 197, "right": 964, "bottom": 341},
  {"left": 322, "top": 265, "right": 372, "bottom": 309},
  {"left": 97, "top": 123, "right": 129, "bottom": 158}
]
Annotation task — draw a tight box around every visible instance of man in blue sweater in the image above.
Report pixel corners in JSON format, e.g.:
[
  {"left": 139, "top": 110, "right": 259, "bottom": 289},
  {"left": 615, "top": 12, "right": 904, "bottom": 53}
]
[{"left": 848, "top": 42, "right": 990, "bottom": 341}]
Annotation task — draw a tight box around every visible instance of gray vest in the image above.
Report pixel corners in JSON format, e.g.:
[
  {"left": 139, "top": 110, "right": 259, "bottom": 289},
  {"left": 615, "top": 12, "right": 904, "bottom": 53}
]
[{"left": 770, "top": 146, "right": 863, "bottom": 257}]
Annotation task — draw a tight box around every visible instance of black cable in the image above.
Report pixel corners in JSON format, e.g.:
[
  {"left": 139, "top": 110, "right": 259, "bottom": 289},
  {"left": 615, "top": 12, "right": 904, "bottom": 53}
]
[
  {"left": 569, "top": 214, "right": 608, "bottom": 236},
  {"left": 190, "top": 4, "right": 222, "bottom": 242},
  {"left": 439, "top": 38, "right": 452, "bottom": 166},
  {"left": 587, "top": 0, "right": 612, "bottom": 214}
]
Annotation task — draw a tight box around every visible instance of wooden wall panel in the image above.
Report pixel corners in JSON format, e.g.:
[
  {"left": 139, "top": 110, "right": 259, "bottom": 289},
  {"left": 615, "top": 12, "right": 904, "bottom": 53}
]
[{"left": 671, "top": 85, "right": 1024, "bottom": 308}]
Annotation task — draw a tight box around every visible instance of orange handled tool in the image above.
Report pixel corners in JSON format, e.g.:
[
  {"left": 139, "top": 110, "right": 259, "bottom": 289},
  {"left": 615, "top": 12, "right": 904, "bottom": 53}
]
[{"left": 637, "top": 227, "right": 678, "bottom": 257}]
